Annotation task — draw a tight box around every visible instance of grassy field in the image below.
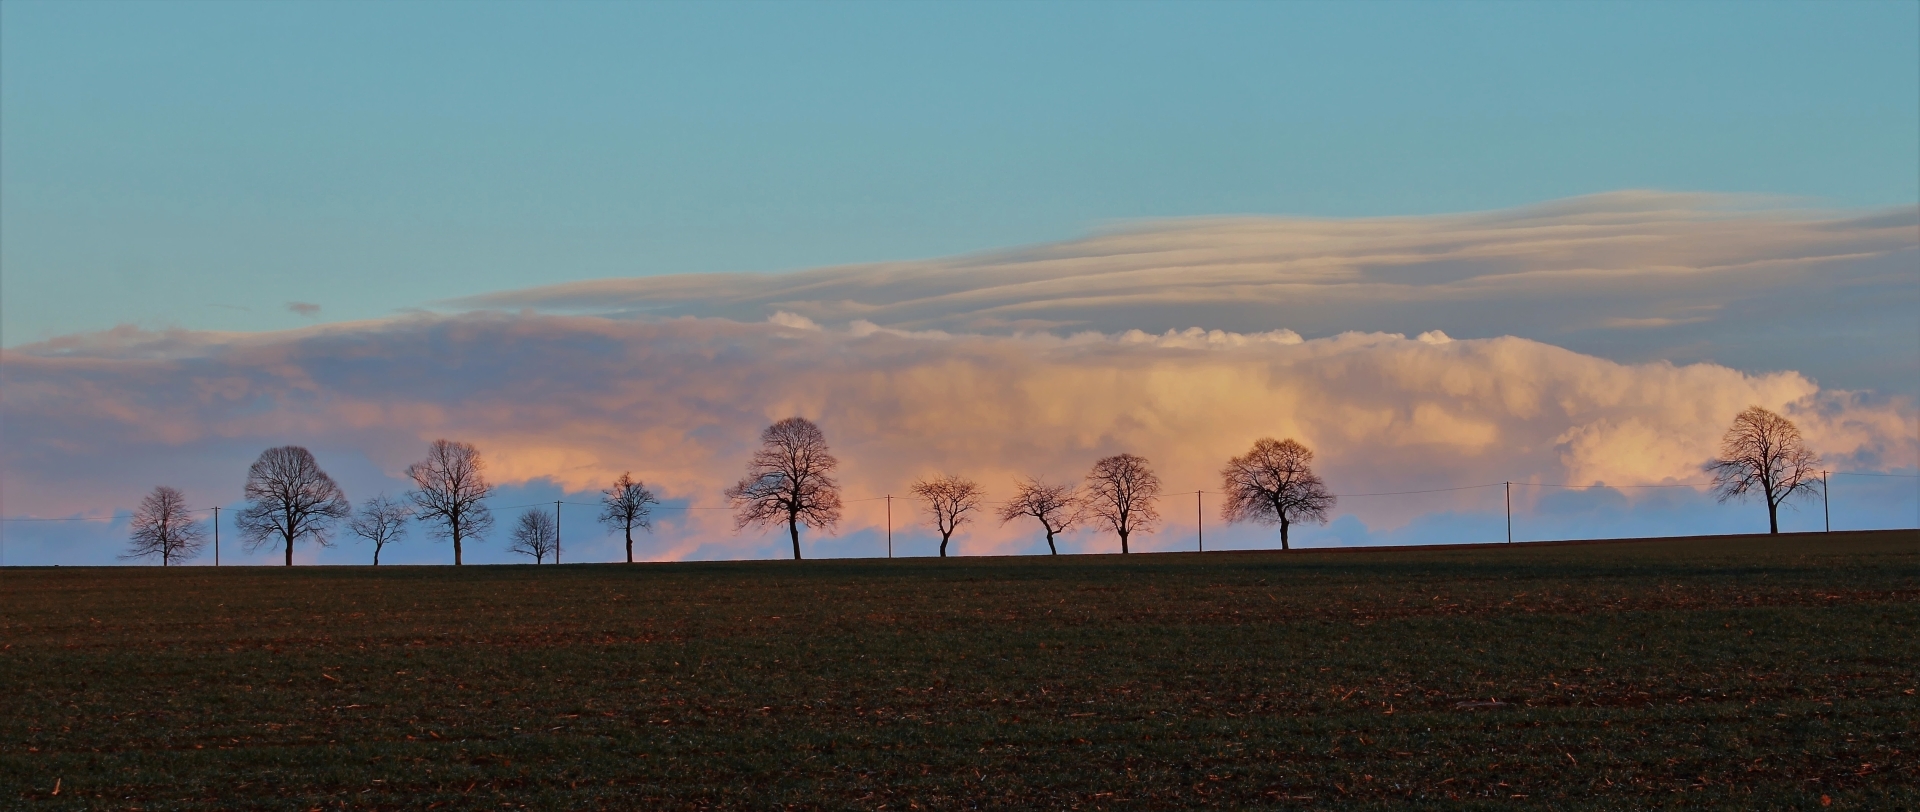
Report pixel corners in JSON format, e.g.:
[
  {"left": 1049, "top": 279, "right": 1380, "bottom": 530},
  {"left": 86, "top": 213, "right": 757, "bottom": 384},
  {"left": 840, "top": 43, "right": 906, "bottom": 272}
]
[{"left": 3, "top": 530, "right": 1916, "bottom": 810}]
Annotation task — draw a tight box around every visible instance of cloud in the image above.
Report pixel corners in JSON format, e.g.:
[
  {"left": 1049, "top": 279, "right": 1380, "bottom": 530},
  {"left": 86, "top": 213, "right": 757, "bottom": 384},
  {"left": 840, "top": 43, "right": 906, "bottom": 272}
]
[
  {"left": 4, "top": 312, "right": 1911, "bottom": 564},
  {"left": 445, "top": 191, "right": 1920, "bottom": 393},
  {"left": 287, "top": 302, "right": 321, "bottom": 317}
]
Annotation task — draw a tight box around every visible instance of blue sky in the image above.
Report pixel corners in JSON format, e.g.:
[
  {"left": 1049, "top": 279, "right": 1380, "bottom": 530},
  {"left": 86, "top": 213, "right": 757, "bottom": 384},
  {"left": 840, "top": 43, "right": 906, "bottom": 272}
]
[{"left": 4, "top": 0, "right": 1916, "bottom": 344}]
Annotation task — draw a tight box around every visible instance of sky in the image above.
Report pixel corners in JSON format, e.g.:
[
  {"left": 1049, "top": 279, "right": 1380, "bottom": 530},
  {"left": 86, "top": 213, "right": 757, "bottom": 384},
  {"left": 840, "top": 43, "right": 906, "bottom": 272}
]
[{"left": 1, "top": 1, "right": 1916, "bottom": 566}]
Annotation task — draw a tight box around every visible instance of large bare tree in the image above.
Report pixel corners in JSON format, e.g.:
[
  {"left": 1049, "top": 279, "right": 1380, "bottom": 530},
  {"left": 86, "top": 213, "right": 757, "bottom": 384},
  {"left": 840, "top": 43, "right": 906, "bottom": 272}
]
[
  {"left": 347, "top": 493, "right": 413, "bottom": 565},
  {"left": 724, "top": 417, "right": 842, "bottom": 560},
  {"left": 236, "top": 446, "right": 351, "bottom": 566},
  {"left": 1706, "top": 406, "right": 1822, "bottom": 534},
  {"left": 123, "top": 486, "right": 206, "bottom": 566},
  {"left": 1220, "top": 437, "right": 1336, "bottom": 550},
  {"left": 508, "top": 508, "right": 558, "bottom": 563},
  {"left": 599, "top": 471, "right": 659, "bottom": 563},
  {"left": 1083, "top": 453, "right": 1161, "bottom": 554},
  {"left": 997, "top": 477, "right": 1080, "bottom": 555},
  {"left": 405, "top": 439, "right": 495, "bottom": 565},
  {"left": 911, "top": 474, "right": 984, "bottom": 557}
]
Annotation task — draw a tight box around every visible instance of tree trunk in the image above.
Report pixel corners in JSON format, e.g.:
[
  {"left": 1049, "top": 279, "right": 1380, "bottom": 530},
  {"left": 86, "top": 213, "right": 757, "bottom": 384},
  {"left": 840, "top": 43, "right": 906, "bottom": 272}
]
[
  {"left": 1119, "top": 529, "right": 1129, "bottom": 554},
  {"left": 284, "top": 534, "right": 294, "bottom": 567},
  {"left": 1763, "top": 483, "right": 1779, "bottom": 534},
  {"left": 1045, "top": 529, "right": 1057, "bottom": 555},
  {"left": 453, "top": 526, "right": 463, "bottom": 566},
  {"left": 625, "top": 525, "right": 634, "bottom": 563},
  {"left": 374, "top": 544, "right": 381, "bottom": 566},
  {"left": 788, "top": 514, "right": 802, "bottom": 560},
  {"left": 1280, "top": 518, "right": 1291, "bottom": 551},
  {"left": 939, "top": 533, "right": 951, "bottom": 557}
]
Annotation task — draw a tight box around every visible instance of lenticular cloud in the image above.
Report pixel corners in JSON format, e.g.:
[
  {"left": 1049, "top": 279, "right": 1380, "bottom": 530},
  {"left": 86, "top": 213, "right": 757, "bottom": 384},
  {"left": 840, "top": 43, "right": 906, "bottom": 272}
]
[{"left": 3, "top": 311, "right": 1910, "bottom": 562}]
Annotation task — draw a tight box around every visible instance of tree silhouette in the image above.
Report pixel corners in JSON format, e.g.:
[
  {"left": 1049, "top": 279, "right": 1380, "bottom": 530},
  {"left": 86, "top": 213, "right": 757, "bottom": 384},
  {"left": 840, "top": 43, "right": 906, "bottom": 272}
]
[
  {"left": 1083, "top": 454, "right": 1160, "bottom": 554},
  {"left": 911, "top": 474, "right": 983, "bottom": 557},
  {"left": 123, "top": 486, "right": 206, "bottom": 566},
  {"left": 1706, "top": 406, "right": 1822, "bottom": 534},
  {"left": 347, "top": 493, "right": 413, "bottom": 565},
  {"left": 508, "top": 508, "right": 557, "bottom": 563},
  {"left": 1220, "top": 437, "right": 1335, "bottom": 550},
  {"left": 405, "top": 439, "right": 495, "bottom": 565},
  {"left": 725, "top": 417, "right": 843, "bottom": 560},
  {"left": 236, "top": 446, "right": 350, "bottom": 566},
  {"left": 599, "top": 472, "right": 659, "bottom": 563},
  {"left": 997, "top": 477, "right": 1080, "bottom": 555}
]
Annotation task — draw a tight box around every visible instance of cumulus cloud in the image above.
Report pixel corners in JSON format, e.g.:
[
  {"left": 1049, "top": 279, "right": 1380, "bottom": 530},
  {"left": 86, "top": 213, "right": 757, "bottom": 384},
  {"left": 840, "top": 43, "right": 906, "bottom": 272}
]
[
  {"left": 4, "top": 312, "right": 1911, "bottom": 563},
  {"left": 446, "top": 192, "right": 1919, "bottom": 393}
]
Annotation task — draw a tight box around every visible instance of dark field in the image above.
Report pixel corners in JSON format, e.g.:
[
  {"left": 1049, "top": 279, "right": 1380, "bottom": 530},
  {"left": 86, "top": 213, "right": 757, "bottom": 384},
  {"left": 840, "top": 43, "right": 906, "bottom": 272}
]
[{"left": 3, "top": 531, "right": 1917, "bottom": 810}]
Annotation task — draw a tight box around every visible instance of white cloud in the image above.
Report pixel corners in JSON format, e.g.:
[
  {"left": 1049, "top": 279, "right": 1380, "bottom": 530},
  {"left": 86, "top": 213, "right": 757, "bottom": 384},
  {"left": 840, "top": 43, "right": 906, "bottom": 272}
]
[{"left": 5, "top": 312, "right": 1910, "bottom": 562}]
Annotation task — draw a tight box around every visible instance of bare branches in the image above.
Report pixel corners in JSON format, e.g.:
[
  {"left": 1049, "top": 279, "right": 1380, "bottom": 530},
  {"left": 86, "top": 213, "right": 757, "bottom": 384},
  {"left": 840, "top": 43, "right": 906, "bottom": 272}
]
[
  {"left": 236, "top": 446, "right": 350, "bottom": 567},
  {"left": 124, "top": 486, "right": 206, "bottom": 566},
  {"left": 911, "top": 474, "right": 983, "bottom": 557},
  {"left": 348, "top": 494, "right": 413, "bottom": 565},
  {"left": 599, "top": 472, "right": 659, "bottom": 563},
  {"left": 406, "top": 439, "right": 495, "bottom": 565},
  {"left": 508, "top": 508, "right": 557, "bottom": 564},
  {"left": 1083, "top": 454, "right": 1160, "bottom": 554},
  {"left": 1706, "top": 406, "right": 1822, "bottom": 534},
  {"left": 997, "top": 477, "right": 1080, "bottom": 555},
  {"left": 1220, "top": 437, "right": 1335, "bottom": 550},
  {"left": 725, "top": 417, "right": 842, "bottom": 560}
]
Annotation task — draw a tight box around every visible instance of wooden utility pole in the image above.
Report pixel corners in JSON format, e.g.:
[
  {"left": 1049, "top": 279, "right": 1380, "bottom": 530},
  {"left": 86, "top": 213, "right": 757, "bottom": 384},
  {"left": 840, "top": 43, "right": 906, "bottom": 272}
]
[
  {"left": 1822, "top": 471, "right": 1830, "bottom": 532},
  {"left": 885, "top": 495, "right": 893, "bottom": 558},
  {"left": 554, "top": 501, "right": 562, "bottom": 564},
  {"left": 1196, "top": 490, "right": 1203, "bottom": 552},
  {"left": 212, "top": 506, "right": 220, "bottom": 566},
  {"left": 1504, "top": 482, "right": 1512, "bottom": 544}
]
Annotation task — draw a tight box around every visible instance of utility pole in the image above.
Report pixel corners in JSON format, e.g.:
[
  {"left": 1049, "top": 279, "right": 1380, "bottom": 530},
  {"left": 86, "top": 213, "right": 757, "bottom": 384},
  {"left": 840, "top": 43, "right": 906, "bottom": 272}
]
[
  {"left": 1822, "top": 471, "right": 1830, "bottom": 532},
  {"left": 1196, "top": 490, "right": 1203, "bottom": 553},
  {"left": 885, "top": 495, "right": 893, "bottom": 559},
  {"left": 554, "top": 501, "right": 562, "bottom": 564},
  {"left": 212, "top": 506, "right": 220, "bottom": 566},
  {"left": 1505, "top": 482, "right": 1512, "bottom": 545}
]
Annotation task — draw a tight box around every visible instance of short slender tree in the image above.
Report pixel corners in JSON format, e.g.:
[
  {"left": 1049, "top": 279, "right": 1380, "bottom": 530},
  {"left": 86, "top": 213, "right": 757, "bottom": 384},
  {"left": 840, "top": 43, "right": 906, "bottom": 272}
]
[
  {"left": 236, "top": 446, "right": 351, "bottom": 566},
  {"left": 599, "top": 472, "right": 659, "bottom": 563},
  {"left": 911, "top": 474, "right": 984, "bottom": 557},
  {"left": 1706, "top": 406, "right": 1822, "bottom": 534},
  {"left": 1220, "top": 437, "right": 1336, "bottom": 550},
  {"left": 997, "top": 477, "right": 1080, "bottom": 555},
  {"left": 123, "top": 486, "right": 206, "bottom": 566},
  {"left": 1083, "top": 453, "right": 1161, "bottom": 554},
  {"left": 347, "top": 493, "right": 413, "bottom": 565},
  {"left": 508, "top": 508, "right": 558, "bottom": 563},
  {"left": 405, "top": 439, "right": 494, "bottom": 565},
  {"left": 724, "top": 417, "right": 842, "bottom": 560}
]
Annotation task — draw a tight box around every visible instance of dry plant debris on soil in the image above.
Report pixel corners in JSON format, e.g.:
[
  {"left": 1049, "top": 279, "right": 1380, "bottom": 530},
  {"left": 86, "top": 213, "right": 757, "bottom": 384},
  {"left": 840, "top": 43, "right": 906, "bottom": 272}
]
[{"left": 3, "top": 530, "right": 1916, "bottom": 810}]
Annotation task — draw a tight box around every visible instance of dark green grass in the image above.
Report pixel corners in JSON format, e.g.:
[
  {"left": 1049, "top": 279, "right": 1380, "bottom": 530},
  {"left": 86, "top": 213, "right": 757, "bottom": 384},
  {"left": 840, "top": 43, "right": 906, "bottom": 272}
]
[{"left": 3, "top": 530, "right": 1917, "bottom": 810}]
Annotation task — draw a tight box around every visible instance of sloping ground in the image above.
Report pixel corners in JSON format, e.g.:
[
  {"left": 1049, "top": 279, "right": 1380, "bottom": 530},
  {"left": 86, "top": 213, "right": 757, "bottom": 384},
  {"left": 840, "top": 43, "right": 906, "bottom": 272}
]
[{"left": 3, "top": 530, "right": 1916, "bottom": 810}]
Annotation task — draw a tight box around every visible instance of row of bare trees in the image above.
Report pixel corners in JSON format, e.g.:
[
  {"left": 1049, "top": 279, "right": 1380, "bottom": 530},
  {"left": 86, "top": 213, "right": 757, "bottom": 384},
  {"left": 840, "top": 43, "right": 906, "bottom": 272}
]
[
  {"left": 721, "top": 417, "right": 1338, "bottom": 558},
  {"left": 124, "top": 440, "right": 660, "bottom": 566},
  {"left": 123, "top": 406, "right": 1827, "bottom": 564}
]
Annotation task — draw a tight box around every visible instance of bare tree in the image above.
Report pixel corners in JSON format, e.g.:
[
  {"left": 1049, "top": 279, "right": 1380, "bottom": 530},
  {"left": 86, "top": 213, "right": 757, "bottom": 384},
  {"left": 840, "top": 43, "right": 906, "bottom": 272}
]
[
  {"left": 236, "top": 446, "right": 351, "bottom": 567},
  {"left": 1706, "top": 406, "right": 1822, "bottom": 534},
  {"left": 1083, "top": 453, "right": 1161, "bottom": 554},
  {"left": 508, "top": 508, "right": 558, "bottom": 563},
  {"left": 599, "top": 472, "right": 659, "bottom": 563},
  {"left": 348, "top": 493, "right": 413, "bottom": 565},
  {"left": 911, "top": 474, "right": 984, "bottom": 557},
  {"left": 123, "top": 486, "right": 206, "bottom": 566},
  {"left": 997, "top": 477, "right": 1081, "bottom": 555},
  {"left": 1220, "top": 437, "right": 1336, "bottom": 550},
  {"left": 405, "top": 439, "right": 495, "bottom": 565},
  {"left": 724, "top": 417, "right": 843, "bottom": 560}
]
